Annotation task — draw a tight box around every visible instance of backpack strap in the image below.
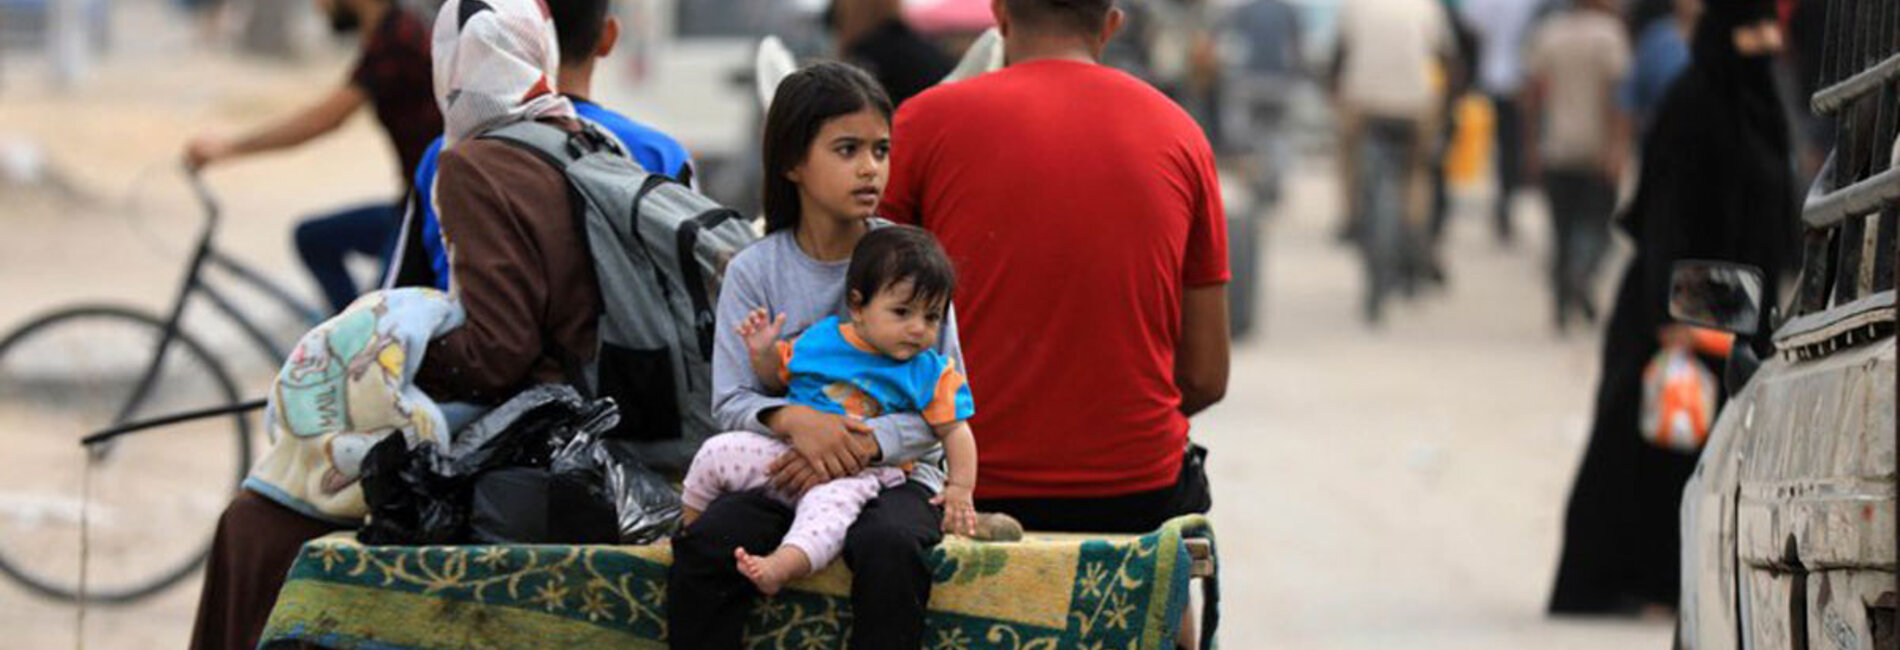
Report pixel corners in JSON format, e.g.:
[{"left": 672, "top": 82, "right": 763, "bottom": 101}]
[
  {"left": 482, "top": 119, "right": 623, "bottom": 164},
  {"left": 672, "top": 208, "right": 744, "bottom": 359}
]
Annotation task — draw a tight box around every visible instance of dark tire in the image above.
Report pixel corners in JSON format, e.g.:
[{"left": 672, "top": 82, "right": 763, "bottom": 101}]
[
  {"left": 0, "top": 305, "right": 250, "bottom": 604},
  {"left": 1357, "top": 137, "right": 1405, "bottom": 325}
]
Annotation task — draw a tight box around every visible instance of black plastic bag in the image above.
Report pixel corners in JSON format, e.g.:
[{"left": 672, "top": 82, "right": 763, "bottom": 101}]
[
  {"left": 550, "top": 433, "right": 684, "bottom": 544},
  {"left": 468, "top": 467, "right": 619, "bottom": 544},
  {"left": 359, "top": 385, "right": 617, "bottom": 545},
  {"left": 434, "top": 385, "right": 598, "bottom": 477},
  {"left": 359, "top": 433, "right": 468, "bottom": 545}
]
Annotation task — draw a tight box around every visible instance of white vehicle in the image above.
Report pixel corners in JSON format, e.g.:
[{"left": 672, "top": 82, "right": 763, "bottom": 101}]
[{"left": 1673, "top": 7, "right": 1897, "bottom": 647}]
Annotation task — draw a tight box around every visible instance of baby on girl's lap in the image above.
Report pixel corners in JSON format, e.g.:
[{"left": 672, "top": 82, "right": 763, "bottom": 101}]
[{"left": 680, "top": 226, "right": 980, "bottom": 594}]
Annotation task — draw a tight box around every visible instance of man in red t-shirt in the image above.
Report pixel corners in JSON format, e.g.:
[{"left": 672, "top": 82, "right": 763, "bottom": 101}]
[{"left": 879, "top": 0, "right": 1230, "bottom": 535}]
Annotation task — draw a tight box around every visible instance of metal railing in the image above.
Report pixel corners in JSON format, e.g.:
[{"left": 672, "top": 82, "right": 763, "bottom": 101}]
[{"left": 1779, "top": 0, "right": 1900, "bottom": 350}]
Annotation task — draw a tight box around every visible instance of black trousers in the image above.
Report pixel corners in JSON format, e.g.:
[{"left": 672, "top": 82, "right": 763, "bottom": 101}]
[
  {"left": 976, "top": 444, "right": 1213, "bottom": 534},
  {"left": 1490, "top": 94, "right": 1524, "bottom": 237},
  {"left": 1544, "top": 169, "right": 1616, "bottom": 327},
  {"left": 667, "top": 481, "right": 942, "bottom": 649}
]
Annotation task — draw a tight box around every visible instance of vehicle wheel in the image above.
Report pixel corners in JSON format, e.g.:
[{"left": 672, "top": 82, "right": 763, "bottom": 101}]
[{"left": 0, "top": 305, "right": 250, "bottom": 604}]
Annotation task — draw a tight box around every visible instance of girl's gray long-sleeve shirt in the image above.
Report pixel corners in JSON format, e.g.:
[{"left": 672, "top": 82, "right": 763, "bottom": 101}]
[{"left": 711, "top": 224, "right": 953, "bottom": 491}]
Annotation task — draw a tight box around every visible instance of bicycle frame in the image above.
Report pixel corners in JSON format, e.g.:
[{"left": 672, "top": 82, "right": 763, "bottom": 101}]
[{"left": 104, "top": 169, "right": 325, "bottom": 432}]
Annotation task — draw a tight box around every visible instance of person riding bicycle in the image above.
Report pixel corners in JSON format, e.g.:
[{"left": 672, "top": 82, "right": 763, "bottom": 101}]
[
  {"left": 403, "top": 0, "right": 693, "bottom": 291},
  {"left": 1329, "top": 0, "right": 1457, "bottom": 324},
  {"left": 183, "top": 0, "right": 441, "bottom": 315}
]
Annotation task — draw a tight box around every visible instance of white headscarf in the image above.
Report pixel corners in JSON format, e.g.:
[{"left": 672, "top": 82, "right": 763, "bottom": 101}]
[{"left": 431, "top": 0, "right": 576, "bottom": 147}]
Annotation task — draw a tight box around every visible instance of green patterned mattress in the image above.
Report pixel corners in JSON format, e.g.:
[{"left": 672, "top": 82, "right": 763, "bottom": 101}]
[{"left": 261, "top": 515, "right": 1215, "bottom": 650}]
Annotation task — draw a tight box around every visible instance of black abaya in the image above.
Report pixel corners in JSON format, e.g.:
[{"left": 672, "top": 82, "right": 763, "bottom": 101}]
[{"left": 1548, "top": 0, "right": 1797, "bottom": 614}]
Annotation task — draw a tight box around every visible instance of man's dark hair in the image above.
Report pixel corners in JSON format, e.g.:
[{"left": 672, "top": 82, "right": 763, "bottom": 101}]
[
  {"left": 549, "top": 0, "right": 612, "bottom": 65},
  {"left": 1004, "top": 0, "right": 1112, "bottom": 34},
  {"left": 845, "top": 225, "right": 957, "bottom": 312},
  {"left": 760, "top": 61, "right": 894, "bottom": 234}
]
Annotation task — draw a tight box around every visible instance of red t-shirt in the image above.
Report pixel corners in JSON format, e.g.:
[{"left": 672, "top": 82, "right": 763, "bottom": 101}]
[
  {"left": 349, "top": 9, "right": 442, "bottom": 186},
  {"left": 879, "top": 59, "right": 1229, "bottom": 499}
]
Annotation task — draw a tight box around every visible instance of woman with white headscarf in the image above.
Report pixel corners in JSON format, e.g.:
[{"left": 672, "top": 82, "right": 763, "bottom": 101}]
[
  {"left": 409, "top": 0, "right": 602, "bottom": 403},
  {"left": 187, "top": 2, "right": 601, "bottom": 646}
]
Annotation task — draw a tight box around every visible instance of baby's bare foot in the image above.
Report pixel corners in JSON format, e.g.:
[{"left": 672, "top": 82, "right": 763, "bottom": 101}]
[{"left": 734, "top": 546, "right": 810, "bottom": 596}]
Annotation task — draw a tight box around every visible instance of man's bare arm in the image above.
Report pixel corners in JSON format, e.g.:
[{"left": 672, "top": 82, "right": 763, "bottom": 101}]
[
  {"left": 187, "top": 85, "right": 366, "bottom": 168},
  {"left": 1176, "top": 284, "right": 1231, "bottom": 417}
]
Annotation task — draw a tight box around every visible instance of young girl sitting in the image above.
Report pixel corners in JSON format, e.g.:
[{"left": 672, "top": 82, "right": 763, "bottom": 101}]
[
  {"left": 683, "top": 225, "right": 980, "bottom": 594},
  {"left": 669, "top": 61, "right": 967, "bottom": 649}
]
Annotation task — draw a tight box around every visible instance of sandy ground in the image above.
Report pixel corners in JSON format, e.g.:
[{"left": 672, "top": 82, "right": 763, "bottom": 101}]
[{"left": 1, "top": 5, "right": 1675, "bottom": 648}]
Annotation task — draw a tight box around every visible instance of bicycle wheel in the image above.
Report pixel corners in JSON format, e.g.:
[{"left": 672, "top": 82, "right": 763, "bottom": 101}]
[
  {"left": 1357, "top": 134, "right": 1404, "bottom": 325},
  {"left": 0, "top": 305, "right": 251, "bottom": 603}
]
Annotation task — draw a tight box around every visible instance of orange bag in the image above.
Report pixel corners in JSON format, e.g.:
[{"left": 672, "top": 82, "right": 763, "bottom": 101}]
[{"left": 1640, "top": 344, "right": 1720, "bottom": 453}]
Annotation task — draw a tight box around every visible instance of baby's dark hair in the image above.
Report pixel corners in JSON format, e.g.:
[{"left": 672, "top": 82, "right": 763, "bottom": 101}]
[
  {"left": 761, "top": 61, "right": 894, "bottom": 234},
  {"left": 845, "top": 226, "right": 956, "bottom": 312}
]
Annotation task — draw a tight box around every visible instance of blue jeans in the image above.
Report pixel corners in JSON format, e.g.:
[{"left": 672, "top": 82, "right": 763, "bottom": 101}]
[{"left": 293, "top": 202, "right": 400, "bottom": 314}]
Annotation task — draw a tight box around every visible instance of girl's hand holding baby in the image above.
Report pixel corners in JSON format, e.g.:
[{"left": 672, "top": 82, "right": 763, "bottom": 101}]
[{"left": 932, "top": 482, "right": 979, "bottom": 537}]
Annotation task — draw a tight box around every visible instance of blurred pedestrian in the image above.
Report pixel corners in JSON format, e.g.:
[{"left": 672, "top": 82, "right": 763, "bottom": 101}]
[
  {"left": 1144, "top": 0, "right": 1224, "bottom": 140},
  {"left": 1424, "top": 0, "right": 1477, "bottom": 274},
  {"left": 828, "top": 0, "right": 953, "bottom": 106},
  {"left": 1620, "top": 0, "right": 1698, "bottom": 137},
  {"left": 1214, "top": 0, "right": 1302, "bottom": 339},
  {"left": 1216, "top": 0, "right": 1303, "bottom": 207},
  {"left": 1330, "top": 0, "right": 1457, "bottom": 322},
  {"left": 184, "top": 0, "right": 441, "bottom": 315},
  {"left": 1523, "top": 0, "right": 1631, "bottom": 332},
  {"left": 1550, "top": 0, "right": 1795, "bottom": 616},
  {"left": 1460, "top": 0, "right": 1539, "bottom": 243}
]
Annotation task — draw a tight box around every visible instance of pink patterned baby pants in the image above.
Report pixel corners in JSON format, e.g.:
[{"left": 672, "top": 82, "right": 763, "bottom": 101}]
[{"left": 682, "top": 431, "right": 906, "bottom": 569}]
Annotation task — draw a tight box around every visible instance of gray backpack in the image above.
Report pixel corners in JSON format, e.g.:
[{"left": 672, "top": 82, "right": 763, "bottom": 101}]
[{"left": 482, "top": 120, "right": 756, "bottom": 474}]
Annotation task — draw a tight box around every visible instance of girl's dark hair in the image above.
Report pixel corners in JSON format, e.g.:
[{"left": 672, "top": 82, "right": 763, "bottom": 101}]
[
  {"left": 845, "top": 225, "right": 956, "bottom": 312},
  {"left": 761, "top": 61, "right": 895, "bottom": 234}
]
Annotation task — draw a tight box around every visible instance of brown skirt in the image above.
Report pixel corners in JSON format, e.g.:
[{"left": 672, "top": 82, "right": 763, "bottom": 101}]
[{"left": 188, "top": 489, "right": 349, "bottom": 650}]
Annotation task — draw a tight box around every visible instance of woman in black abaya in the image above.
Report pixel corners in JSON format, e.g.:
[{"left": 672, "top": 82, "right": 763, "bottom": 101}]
[{"left": 1548, "top": 0, "right": 1797, "bottom": 615}]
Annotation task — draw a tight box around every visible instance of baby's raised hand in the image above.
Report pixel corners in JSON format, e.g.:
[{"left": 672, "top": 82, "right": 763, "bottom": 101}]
[
  {"left": 736, "top": 308, "right": 786, "bottom": 357},
  {"left": 931, "top": 483, "right": 979, "bottom": 537}
]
